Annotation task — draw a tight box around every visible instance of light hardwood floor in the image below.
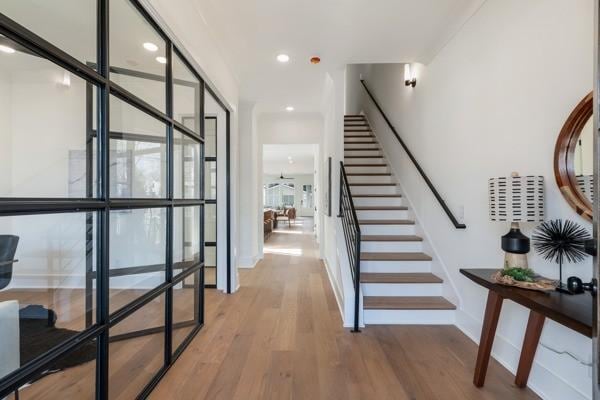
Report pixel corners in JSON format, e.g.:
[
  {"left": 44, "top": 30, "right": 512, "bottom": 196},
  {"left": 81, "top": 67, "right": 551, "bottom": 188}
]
[{"left": 151, "top": 217, "right": 540, "bottom": 400}]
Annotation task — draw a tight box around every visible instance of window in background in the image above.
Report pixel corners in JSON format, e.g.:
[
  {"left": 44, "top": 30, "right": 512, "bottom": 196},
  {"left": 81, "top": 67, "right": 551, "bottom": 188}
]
[
  {"left": 264, "top": 183, "right": 295, "bottom": 208},
  {"left": 174, "top": 52, "right": 201, "bottom": 135}
]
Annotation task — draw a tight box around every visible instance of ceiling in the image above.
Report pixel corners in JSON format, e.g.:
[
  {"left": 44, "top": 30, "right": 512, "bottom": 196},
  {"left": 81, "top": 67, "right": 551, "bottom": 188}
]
[
  {"left": 190, "top": 0, "right": 485, "bottom": 112},
  {"left": 263, "top": 144, "right": 315, "bottom": 175}
]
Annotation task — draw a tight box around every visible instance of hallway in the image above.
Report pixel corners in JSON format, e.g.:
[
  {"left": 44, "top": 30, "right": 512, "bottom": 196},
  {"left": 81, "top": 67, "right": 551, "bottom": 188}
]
[{"left": 151, "top": 217, "right": 538, "bottom": 400}]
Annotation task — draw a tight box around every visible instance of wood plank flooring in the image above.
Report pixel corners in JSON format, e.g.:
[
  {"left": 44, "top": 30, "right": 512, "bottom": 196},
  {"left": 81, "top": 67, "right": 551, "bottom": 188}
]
[{"left": 151, "top": 217, "right": 540, "bottom": 400}]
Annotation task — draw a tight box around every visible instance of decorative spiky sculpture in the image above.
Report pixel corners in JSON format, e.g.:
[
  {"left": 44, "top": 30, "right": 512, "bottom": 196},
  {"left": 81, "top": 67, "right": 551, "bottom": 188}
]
[{"left": 532, "top": 219, "right": 591, "bottom": 293}]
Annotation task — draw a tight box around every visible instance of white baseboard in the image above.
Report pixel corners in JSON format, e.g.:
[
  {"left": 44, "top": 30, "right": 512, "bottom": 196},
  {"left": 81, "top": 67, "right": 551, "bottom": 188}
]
[
  {"left": 455, "top": 310, "right": 591, "bottom": 400},
  {"left": 238, "top": 255, "right": 260, "bottom": 269}
]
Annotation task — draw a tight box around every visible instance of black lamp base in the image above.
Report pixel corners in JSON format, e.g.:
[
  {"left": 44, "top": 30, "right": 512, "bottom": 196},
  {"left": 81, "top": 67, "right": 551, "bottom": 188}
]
[{"left": 501, "top": 222, "right": 530, "bottom": 269}]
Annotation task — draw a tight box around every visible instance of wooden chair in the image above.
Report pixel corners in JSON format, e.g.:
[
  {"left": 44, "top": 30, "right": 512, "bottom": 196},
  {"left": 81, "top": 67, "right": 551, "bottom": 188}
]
[{"left": 286, "top": 208, "right": 296, "bottom": 227}]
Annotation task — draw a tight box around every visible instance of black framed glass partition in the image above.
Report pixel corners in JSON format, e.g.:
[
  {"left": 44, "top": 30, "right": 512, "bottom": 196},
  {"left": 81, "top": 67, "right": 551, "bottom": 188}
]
[{"left": 0, "top": 0, "right": 221, "bottom": 398}]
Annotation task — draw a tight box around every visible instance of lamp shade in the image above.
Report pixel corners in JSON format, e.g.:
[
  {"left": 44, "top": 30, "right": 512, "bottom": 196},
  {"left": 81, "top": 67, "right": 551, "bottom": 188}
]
[{"left": 489, "top": 175, "right": 544, "bottom": 222}]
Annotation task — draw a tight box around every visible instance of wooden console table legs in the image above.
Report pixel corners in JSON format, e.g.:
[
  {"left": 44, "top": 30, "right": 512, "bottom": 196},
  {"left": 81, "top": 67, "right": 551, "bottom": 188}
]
[
  {"left": 473, "top": 292, "right": 546, "bottom": 389},
  {"left": 515, "top": 311, "right": 545, "bottom": 387},
  {"left": 474, "top": 291, "right": 504, "bottom": 387}
]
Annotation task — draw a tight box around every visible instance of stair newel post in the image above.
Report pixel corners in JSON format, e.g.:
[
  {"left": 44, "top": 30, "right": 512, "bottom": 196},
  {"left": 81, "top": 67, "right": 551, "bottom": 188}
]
[{"left": 353, "top": 228, "right": 361, "bottom": 332}]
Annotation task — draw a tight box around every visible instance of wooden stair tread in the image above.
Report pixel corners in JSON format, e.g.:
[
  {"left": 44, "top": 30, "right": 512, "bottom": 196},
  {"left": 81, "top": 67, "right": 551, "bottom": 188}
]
[
  {"left": 344, "top": 141, "right": 377, "bottom": 144},
  {"left": 346, "top": 173, "right": 392, "bottom": 176},
  {"left": 359, "top": 219, "right": 415, "bottom": 225},
  {"left": 361, "top": 235, "right": 422, "bottom": 242},
  {"left": 345, "top": 163, "right": 388, "bottom": 167},
  {"left": 364, "top": 296, "right": 456, "bottom": 310},
  {"left": 349, "top": 183, "right": 396, "bottom": 186},
  {"left": 355, "top": 205, "right": 406, "bottom": 209},
  {"left": 361, "top": 273, "right": 442, "bottom": 284},
  {"left": 352, "top": 194, "right": 401, "bottom": 198},
  {"left": 361, "top": 252, "right": 431, "bottom": 261}
]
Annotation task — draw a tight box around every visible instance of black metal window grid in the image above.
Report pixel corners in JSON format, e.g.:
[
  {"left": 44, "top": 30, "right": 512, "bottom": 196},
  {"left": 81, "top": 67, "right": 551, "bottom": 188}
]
[{"left": 0, "top": 1, "right": 231, "bottom": 398}]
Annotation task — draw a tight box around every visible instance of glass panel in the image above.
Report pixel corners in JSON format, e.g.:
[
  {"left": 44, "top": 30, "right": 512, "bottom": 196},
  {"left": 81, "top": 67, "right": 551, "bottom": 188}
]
[
  {"left": 173, "top": 130, "right": 201, "bottom": 199},
  {"left": 173, "top": 206, "right": 201, "bottom": 277},
  {"left": 172, "top": 270, "right": 200, "bottom": 352},
  {"left": 1, "top": 1, "right": 96, "bottom": 65},
  {"left": 110, "top": 96, "right": 167, "bottom": 198},
  {"left": 204, "top": 116, "right": 217, "bottom": 157},
  {"left": 0, "top": 40, "right": 98, "bottom": 197},
  {"left": 205, "top": 248, "right": 216, "bottom": 286},
  {"left": 6, "top": 340, "right": 97, "bottom": 400},
  {"left": 173, "top": 53, "right": 200, "bottom": 135},
  {"left": 302, "top": 184, "right": 313, "bottom": 208},
  {"left": 205, "top": 161, "right": 217, "bottom": 200},
  {"left": 109, "top": 208, "right": 166, "bottom": 313},
  {"left": 109, "top": 294, "right": 165, "bottom": 399},
  {"left": 0, "top": 213, "right": 96, "bottom": 381},
  {"left": 205, "top": 204, "right": 216, "bottom": 243},
  {"left": 110, "top": 0, "right": 166, "bottom": 112}
]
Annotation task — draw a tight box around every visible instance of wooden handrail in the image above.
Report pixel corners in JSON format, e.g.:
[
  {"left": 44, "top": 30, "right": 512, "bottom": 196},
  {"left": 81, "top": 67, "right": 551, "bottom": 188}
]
[{"left": 360, "top": 79, "right": 466, "bottom": 229}]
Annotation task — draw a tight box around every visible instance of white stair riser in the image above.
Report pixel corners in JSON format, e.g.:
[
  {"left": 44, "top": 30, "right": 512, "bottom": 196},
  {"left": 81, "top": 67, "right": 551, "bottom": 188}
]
[
  {"left": 344, "top": 137, "right": 375, "bottom": 143},
  {"left": 361, "top": 241, "right": 423, "bottom": 253},
  {"left": 348, "top": 175, "right": 394, "bottom": 184},
  {"left": 353, "top": 197, "right": 404, "bottom": 207},
  {"left": 345, "top": 166, "right": 389, "bottom": 174},
  {"left": 350, "top": 186, "right": 397, "bottom": 195},
  {"left": 361, "top": 260, "right": 431, "bottom": 273},
  {"left": 345, "top": 150, "right": 382, "bottom": 157},
  {"left": 344, "top": 157, "right": 386, "bottom": 165},
  {"left": 360, "top": 224, "right": 416, "bottom": 235},
  {"left": 356, "top": 210, "right": 410, "bottom": 219},
  {"left": 363, "top": 310, "right": 455, "bottom": 325},
  {"left": 345, "top": 143, "right": 379, "bottom": 149},
  {"left": 361, "top": 283, "right": 443, "bottom": 297}
]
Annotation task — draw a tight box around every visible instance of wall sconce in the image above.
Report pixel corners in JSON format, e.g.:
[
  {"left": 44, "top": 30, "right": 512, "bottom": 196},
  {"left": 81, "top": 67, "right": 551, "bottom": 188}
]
[{"left": 404, "top": 64, "right": 416, "bottom": 87}]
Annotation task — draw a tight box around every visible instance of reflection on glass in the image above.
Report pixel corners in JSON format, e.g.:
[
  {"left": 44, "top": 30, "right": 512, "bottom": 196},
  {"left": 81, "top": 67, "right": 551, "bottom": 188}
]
[
  {"left": 0, "top": 213, "right": 96, "bottom": 381},
  {"left": 110, "top": 0, "right": 166, "bottom": 112},
  {"left": 173, "top": 206, "right": 201, "bottom": 277},
  {"left": 0, "top": 40, "right": 98, "bottom": 197},
  {"left": 110, "top": 96, "right": 167, "bottom": 198},
  {"left": 205, "top": 247, "right": 216, "bottom": 286},
  {"left": 172, "top": 270, "right": 200, "bottom": 352},
  {"left": 302, "top": 184, "right": 313, "bottom": 209},
  {"left": 109, "top": 294, "right": 165, "bottom": 400},
  {"left": 6, "top": 340, "right": 97, "bottom": 400},
  {"left": 1, "top": 1, "right": 96, "bottom": 64},
  {"left": 174, "top": 130, "right": 201, "bottom": 199},
  {"left": 109, "top": 208, "right": 166, "bottom": 312},
  {"left": 574, "top": 117, "right": 594, "bottom": 202},
  {"left": 205, "top": 116, "right": 217, "bottom": 157},
  {"left": 174, "top": 53, "right": 201, "bottom": 135},
  {"left": 205, "top": 204, "right": 216, "bottom": 243},
  {"left": 205, "top": 161, "right": 217, "bottom": 200}
]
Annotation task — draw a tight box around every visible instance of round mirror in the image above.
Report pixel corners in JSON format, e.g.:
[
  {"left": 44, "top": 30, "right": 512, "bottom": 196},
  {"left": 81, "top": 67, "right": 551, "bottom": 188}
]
[{"left": 554, "top": 92, "right": 593, "bottom": 221}]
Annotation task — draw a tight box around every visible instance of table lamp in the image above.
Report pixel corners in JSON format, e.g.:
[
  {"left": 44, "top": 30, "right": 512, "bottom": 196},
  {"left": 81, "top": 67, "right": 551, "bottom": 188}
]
[{"left": 489, "top": 173, "right": 545, "bottom": 269}]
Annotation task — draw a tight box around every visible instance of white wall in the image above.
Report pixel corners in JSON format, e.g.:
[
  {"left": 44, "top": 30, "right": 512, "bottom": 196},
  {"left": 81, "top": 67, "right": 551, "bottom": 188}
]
[{"left": 347, "top": 0, "right": 594, "bottom": 398}]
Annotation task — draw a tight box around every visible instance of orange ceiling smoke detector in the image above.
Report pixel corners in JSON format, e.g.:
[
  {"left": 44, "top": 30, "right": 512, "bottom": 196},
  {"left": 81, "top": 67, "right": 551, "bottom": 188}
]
[{"left": 310, "top": 56, "right": 321, "bottom": 64}]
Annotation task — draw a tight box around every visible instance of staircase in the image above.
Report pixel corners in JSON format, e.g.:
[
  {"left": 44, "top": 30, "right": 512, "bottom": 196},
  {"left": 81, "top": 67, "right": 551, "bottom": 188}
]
[{"left": 344, "top": 114, "right": 456, "bottom": 325}]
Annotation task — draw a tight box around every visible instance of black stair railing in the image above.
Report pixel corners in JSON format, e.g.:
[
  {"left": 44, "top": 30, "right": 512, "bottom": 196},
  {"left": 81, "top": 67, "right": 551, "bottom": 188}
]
[
  {"left": 360, "top": 79, "right": 466, "bottom": 229},
  {"left": 338, "top": 161, "right": 361, "bottom": 332}
]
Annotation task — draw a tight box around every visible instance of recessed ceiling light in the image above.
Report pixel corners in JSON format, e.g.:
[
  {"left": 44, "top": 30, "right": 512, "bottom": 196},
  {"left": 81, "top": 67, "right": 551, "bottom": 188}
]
[
  {"left": 277, "top": 54, "right": 290, "bottom": 63},
  {"left": 287, "top": 156, "right": 292, "bottom": 160},
  {"left": 156, "top": 56, "right": 167, "bottom": 64},
  {"left": 289, "top": 160, "right": 294, "bottom": 164},
  {"left": 0, "top": 44, "right": 16, "bottom": 54},
  {"left": 143, "top": 42, "right": 158, "bottom": 52},
  {"left": 285, "top": 106, "right": 294, "bottom": 111}
]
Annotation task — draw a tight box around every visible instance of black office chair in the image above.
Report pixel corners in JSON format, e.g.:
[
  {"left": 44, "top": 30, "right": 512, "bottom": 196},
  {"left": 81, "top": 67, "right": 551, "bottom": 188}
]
[{"left": 0, "top": 235, "right": 19, "bottom": 290}]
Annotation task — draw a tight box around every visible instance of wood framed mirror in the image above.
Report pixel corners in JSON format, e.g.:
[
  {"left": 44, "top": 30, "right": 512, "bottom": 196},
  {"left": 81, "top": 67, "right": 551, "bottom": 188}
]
[{"left": 554, "top": 92, "right": 593, "bottom": 221}]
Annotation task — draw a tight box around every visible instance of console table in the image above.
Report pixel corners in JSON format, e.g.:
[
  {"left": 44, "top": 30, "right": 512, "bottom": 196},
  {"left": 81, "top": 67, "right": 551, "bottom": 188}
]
[{"left": 460, "top": 268, "right": 592, "bottom": 388}]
